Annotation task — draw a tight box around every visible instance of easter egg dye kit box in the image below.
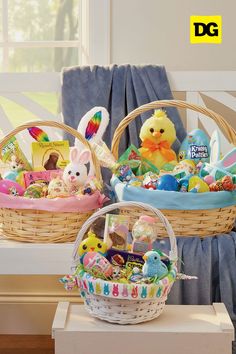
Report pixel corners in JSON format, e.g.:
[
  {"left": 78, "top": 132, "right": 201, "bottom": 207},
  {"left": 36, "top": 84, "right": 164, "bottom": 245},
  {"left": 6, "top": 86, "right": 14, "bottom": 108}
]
[
  {"left": 23, "top": 170, "right": 63, "bottom": 187},
  {"left": 31, "top": 140, "right": 70, "bottom": 171}
]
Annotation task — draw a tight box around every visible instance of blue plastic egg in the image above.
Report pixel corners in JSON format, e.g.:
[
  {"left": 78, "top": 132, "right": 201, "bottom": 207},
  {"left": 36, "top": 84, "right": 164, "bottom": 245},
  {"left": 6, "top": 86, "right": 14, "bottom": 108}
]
[
  {"left": 157, "top": 174, "right": 179, "bottom": 191},
  {"left": 178, "top": 129, "right": 210, "bottom": 163}
]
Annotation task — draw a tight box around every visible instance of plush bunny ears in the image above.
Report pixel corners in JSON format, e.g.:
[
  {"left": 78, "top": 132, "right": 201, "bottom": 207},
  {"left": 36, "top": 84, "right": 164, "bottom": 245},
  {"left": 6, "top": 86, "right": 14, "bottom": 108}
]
[
  {"left": 75, "top": 107, "right": 110, "bottom": 151},
  {"left": 70, "top": 147, "right": 90, "bottom": 165}
]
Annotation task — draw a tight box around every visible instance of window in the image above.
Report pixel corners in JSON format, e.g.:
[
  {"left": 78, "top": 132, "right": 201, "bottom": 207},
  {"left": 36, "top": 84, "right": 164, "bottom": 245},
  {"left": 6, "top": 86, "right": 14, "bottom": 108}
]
[
  {"left": 0, "top": 0, "right": 80, "bottom": 72},
  {"left": 0, "top": 0, "right": 110, "bottom": 137}
]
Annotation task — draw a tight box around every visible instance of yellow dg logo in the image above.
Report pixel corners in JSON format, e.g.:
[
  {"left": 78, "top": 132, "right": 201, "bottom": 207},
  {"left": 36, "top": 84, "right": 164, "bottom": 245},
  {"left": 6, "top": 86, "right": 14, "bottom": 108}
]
[{"left": 190, "top": 16, "right": 222, "bottom": 44}]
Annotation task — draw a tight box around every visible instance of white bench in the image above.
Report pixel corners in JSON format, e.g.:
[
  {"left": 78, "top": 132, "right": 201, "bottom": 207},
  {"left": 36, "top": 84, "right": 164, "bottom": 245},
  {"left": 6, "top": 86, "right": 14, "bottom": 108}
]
[{"left": 52, "top": 302, "right": 234, "bottom": 354}]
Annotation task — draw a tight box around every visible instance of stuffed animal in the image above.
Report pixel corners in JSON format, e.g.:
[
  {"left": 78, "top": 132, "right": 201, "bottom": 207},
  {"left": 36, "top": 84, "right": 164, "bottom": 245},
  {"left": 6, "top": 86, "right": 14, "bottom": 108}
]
[
  {"left": 78, "top": 231, "right": 108, "bottom": 258},
  {"left": 142, "top": 250, "right": 168, "bottom": 278},
  {"left": 139, "top": 110, "right": 177, "bottom": 169},
  {"left": 63, "top": 147, "right": 90, "bottom": 194}
]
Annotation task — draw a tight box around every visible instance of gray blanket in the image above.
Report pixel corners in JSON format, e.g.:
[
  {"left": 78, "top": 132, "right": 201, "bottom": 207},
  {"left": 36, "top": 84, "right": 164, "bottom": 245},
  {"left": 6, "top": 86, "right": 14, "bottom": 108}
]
[
  {"left": 155, "top": 231, "right": 236, "bottom": 320},
  {"left": 62, "top": 64, "right": 186, "bottom": 152}
]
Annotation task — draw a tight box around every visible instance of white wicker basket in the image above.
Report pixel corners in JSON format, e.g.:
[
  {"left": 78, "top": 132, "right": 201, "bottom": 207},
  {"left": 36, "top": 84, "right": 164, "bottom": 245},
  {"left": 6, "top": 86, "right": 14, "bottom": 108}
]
[{"left": 72, "top": 201, "right": 178, "bottom": 325}]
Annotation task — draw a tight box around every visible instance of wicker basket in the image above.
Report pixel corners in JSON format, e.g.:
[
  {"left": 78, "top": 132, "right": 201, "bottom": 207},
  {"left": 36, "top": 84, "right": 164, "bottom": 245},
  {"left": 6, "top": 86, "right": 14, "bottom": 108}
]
[
  {"left": 111, "top": 100, "right": 236, "bottom": 237},
  {"left": 73, "top": 201, "right": 178, "bottom": 325},
  {"left": 0, "top": 120, "right": 103, "bottom": 243}
]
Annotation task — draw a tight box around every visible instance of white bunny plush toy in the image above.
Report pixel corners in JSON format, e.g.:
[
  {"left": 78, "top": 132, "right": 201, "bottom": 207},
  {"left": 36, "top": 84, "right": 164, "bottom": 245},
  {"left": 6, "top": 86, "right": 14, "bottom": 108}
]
[{"left": 63, "top": 147, "right": 90, "bottom": 194}]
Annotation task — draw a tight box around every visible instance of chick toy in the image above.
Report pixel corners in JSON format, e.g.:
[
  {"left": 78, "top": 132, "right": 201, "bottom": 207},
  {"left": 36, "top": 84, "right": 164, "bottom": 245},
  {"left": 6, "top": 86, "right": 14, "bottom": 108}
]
[
  {"left": 78, "top": 230, "right": 108, "bottom": 258},
  {"left": 142, "top": 251, "right": 168, "bottom": 279},
  {"left": 139, "top": 110, "right": 177, "bottom": 169}
]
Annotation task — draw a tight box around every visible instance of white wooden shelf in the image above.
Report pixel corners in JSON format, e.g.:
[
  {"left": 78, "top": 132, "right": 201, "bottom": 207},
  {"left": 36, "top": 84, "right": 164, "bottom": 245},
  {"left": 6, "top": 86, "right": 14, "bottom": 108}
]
[{"left": 0, "top": 238, "right": 74, "bottom": 275}]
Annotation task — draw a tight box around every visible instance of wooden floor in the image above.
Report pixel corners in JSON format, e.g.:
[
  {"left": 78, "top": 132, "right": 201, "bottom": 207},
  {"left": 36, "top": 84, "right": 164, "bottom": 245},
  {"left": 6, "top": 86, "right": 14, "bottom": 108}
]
[{"left": 0, "top": 335, "right": 54, "bottom": 354}]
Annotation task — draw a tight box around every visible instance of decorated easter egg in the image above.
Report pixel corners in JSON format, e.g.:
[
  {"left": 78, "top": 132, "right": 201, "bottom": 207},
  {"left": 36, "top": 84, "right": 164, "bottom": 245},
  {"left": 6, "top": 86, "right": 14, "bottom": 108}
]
[
  {"left": 83, "top": 252, "right": 113, "bottom": 278},
  {"left": 188, "top": 176, "right": 209, "bottom": 193},
  {"left": 0, "top": 179, "right": 25, "bottom": 196},
  {"left": 157, "top": 174, "right": 179, "bottom": 191},
  {"left": 209, "top": 181, "right": 224, "bottom": 192},
  {"left": 221, "top": 175, "right": 234, "bottom": 191},
  {"left": 178, "top": 129, "right": 210, "bottom": 163},
  {"left": 24, "top": 183, "right": 48, "bottom": 198}
]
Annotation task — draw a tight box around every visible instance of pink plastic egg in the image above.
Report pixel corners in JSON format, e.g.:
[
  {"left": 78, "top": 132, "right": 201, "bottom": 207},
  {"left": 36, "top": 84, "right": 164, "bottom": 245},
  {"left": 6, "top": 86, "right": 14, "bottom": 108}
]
[
  {"left": 204, "top": 175, "right": 215, "bottom": 185},
  {"left": 83, "top": 252, "right": 113, "bottom": 277},
  {"left": 0, "top": 180, "right": 25, "bottom": 196}
]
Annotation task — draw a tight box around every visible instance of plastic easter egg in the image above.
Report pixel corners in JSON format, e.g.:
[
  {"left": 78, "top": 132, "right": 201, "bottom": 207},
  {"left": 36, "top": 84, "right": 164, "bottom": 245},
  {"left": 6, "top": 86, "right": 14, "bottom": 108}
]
[
  {"left": 128, "top": 178, "right": 142, "bottom": 188},
  {"left": 3, "top": 170, "right": 18, "bottom": 182},
  {"left": 204, "top": 175, "right": 215, "bottom": 185},
  {"left": 188, "top": 176, "right": 209, "bottom": 193},
  {"left": 15, "top": 171, "right": 25, "bottom": 187},
  {"left": 157, "top": 174, "right": 179, "bottom": 191},
  {"left": 0, "top": 179, "right": 25, "bottom": 196},
  {"left": 162, "top": 163, "right": 175, "bottom": 172},
  {"left": 83, "top": 252, "right": 113, "bottom": 278},
  {"left": 178, "top": 129, "right": 210, "bottom": 163}
]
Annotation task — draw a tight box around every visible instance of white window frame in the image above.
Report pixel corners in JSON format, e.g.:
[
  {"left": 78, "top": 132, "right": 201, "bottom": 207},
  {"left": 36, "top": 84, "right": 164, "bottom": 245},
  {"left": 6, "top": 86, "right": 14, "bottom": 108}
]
[
  {"left": 0, "top": 0, "right": 81, "bottom": 72},
  {"left": 79, "top": 0, "right": 110, "bottom": 66}
]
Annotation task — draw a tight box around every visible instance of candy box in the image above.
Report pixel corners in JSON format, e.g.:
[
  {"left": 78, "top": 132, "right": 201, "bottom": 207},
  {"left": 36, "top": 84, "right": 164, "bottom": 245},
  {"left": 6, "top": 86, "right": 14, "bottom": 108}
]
[
  {"left": 2, "top": 136, "right": 32, "bottom": 171},
  {"left": 83, "top": 252, "right": 113, "bottom": 278},
  {"left": 103, "top": 214, "right": 130, "bottom": 250},
  {"left": 106, "top": 248, "right": 145, "bottom": 271},
  {"left": 31, "top": 140, "right": 70, "bottom": 171}
]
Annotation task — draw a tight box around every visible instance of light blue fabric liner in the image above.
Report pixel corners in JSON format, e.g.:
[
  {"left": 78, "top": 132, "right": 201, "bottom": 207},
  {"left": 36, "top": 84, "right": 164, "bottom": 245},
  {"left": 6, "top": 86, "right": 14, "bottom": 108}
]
[{"left": 111, "top": 176, "right": 236, "bottom": 210}]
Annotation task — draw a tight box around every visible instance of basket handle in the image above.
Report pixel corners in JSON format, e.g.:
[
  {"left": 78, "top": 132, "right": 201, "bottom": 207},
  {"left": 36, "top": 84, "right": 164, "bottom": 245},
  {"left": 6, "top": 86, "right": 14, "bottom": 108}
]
[
  {"left": 111, "top": 99, "right": 236, "bottom": 159},
  {"left": 72, "top": 201, "right": 178, "bottom": 265},
  {"left": 0, "top": 120, "right": 102, "bottom": 182}
]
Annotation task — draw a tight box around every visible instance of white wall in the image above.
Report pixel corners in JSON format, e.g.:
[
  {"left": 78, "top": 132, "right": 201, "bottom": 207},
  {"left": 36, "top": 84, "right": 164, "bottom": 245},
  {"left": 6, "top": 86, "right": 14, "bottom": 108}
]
[{"left": 111, "top": 0, "right": 236, "bottom": 70}]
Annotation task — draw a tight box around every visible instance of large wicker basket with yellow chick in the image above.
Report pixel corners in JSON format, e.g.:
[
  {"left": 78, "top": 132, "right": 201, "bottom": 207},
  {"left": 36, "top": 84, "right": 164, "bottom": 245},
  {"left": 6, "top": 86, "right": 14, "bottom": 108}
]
[
  {"left": 72, "top": 201, "right": 178, "bottom": 325},
  {"left": 0, "top": 121, "right": 105, "bottom": 243},
  {"left": 111, "top": 100, "right": 236, "bottom": 237}
]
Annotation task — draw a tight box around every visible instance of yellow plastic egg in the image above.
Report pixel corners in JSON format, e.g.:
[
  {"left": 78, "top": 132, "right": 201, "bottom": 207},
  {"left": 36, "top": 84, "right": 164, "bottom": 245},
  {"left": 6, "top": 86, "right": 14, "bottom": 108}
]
[{"left": 188, "top": 176, "right": 209, "bottom": 193}]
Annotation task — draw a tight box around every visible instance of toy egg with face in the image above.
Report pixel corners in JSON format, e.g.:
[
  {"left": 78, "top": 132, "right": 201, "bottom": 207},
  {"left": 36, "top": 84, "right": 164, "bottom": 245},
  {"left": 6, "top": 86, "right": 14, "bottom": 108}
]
[
  {"left": 0, "top": 180, "right": 25, "bottom": 196},
  {"left": 178, "top": 129, "right": 210, "bottom": 163},
  {"left": 83, "top": 252, "right": 113, "bottom": 278},
  {"left": 78, "top": 231, "right": 108, "bottom": 257}
]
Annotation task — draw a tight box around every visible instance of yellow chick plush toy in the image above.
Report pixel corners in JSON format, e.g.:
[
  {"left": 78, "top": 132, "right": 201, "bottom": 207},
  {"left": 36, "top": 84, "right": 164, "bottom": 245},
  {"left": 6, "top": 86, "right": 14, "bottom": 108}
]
[
  {"left": 139, "top": 109, "right": 177, "bottom": 169},
  {"left": 78, "top": 230, "right": 108, "bottom": 257}
]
